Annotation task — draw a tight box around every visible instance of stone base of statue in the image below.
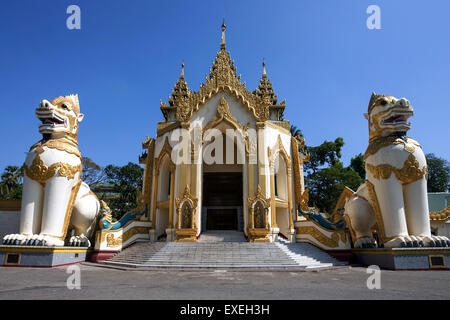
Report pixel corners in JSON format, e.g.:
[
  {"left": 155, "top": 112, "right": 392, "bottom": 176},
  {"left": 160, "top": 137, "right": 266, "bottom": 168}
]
[
  {"left": 353, "top": 247, "right": 450, "bottom": 270},
  {"left": 0, "top": 245, "right": 91, "bottom": 267}
]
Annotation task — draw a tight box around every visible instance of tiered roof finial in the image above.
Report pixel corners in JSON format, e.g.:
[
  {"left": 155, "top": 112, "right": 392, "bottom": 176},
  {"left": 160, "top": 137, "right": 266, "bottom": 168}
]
[
  {"left": 255, "top": 59, "right": 277, "bottom": 105},
  {"left": 160, "top": 22, "right": 285, "bottom": 124},
  {"left": 167, "top": 60, "right": 190, "bottom": 108},
  {"left": 262, "top": 58, "right": 267, "bottom": 78},
  {"left": 221, "top": 19, "right": 226, "bottom": 50},
  {"left": 180, "top": 60, "right": 185, "bottom": 78}
]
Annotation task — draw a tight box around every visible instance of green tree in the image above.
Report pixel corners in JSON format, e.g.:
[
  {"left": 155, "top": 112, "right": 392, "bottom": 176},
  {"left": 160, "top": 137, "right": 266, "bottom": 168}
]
[
  {"left": 350, "top": 153, "right": 366, "bottom": 180},
  {"left": 81, "top": 157, "right": 106, "bottom": 186},
  {"left": 426, "top": 153, "right": 450, "bottom": 192},
  {"left": 306, "top": 160, "right": 364, "bottom": 213},
  {"left": 0, "top": 165, "right": 23, "bottom": 200},
  {"left": 290, "top": 125, "right": 302, "bottom": 137},
  {"left": 101, "top": 162, "right": 144, "bottom": 220},
  {"left": 304, "top": 137, "right": 364, "bottom": 213},
  {"left": 304, "top": 137, "right": 344, "bottom": 174}
]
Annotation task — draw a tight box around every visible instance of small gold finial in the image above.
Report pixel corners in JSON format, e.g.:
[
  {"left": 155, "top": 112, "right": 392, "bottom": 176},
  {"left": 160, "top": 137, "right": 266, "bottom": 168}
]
[
  {"left": 180, "top": 60, "right": 185, "bottom": 78},
  {"left": 221, "top": 19, "right": 226, "bottom": 50},
  {"left": 262, "top": 58, "right": 267, "bottom": 78}
]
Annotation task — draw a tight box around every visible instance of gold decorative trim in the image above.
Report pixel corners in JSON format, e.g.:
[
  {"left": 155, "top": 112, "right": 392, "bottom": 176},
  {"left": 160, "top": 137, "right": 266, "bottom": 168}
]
[
  {"left": 268, "top": 135, "right": 292, "bottom": 172},
  {"left": 366, "top": 154, "right": 428, "bottom": 185},
  {"left": 106, "top": 233, "right": 122, "bottom": 247},
  {"left": 4, "top": 252, "right": 21, "bottom": 266},
  {"left": 364, "top": 179, "right": 405, "bottom": 243},
  {"left": 297, "top": 226, "right": 340, "bottom": 248},
  {"left": 30, "top": 138, "right": 82, "bottom": 159},
  {"left": 265, "top": 121, "right": 290, "bottom": 135},
  {"left": 428, "top": 255, "right": 447, "bottom": 268},
  {"left": 24, "top": 154, "right": 82, "bottom": 185},
  {"left": 175, "top": 186, "right": 198, "bottom": 241},
  {"left": 247, "top": 185, "right": 271, "bottom": 241},
  {"left": 160, "top": 37, "right": 276, "bottom": 124},
  {"left": 60, "top": 180, "right": 82, "bottom": 240},
  {"left": 152, "top": 137, "right": 175, "bottom": 229},
  {"left": 291, "top": 137, "right": 303, "bottom": 208},
  {"left": 141, "top": 138, "right": 155, "bottom": 221},
  {"left": 156, "top": 122, "right": 181, "bottom": 137},
  {"left": 202, "top": 96, "right": 250, "bottom": 135},
  {"left": 365, "top": 136, "right": 420, "bottom": 160},
  {"left": 104, "top": 226, "right": 150, "bottom": 248},
  {"left": 267, "top": 135, "right": 293, "bottom": 230}
]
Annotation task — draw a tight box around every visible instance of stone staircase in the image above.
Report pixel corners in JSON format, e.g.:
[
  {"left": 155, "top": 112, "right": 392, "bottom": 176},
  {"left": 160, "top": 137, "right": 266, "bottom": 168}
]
[{"left": 100, "top": 234, "right": 346, "bottom": 270}]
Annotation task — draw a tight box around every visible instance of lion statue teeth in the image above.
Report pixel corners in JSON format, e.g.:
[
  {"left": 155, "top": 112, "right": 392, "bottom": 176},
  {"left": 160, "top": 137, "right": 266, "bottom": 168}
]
[
  {"left": 344, "top": 93, "right": 450, "bottom": 249},
  {"left": 2, "top": 94, "right": 101, "bottom": 247}
]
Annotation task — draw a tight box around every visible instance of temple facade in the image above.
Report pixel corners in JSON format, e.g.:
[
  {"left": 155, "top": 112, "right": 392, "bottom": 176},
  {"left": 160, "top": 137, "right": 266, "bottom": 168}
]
[{"left": 137, "top": 22, "right": 308, "bottom": 243}]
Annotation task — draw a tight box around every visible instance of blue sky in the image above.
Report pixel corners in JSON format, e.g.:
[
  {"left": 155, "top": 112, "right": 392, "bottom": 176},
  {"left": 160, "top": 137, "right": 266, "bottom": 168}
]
[{"left": 1, "top": 0, "right": 449, "bottom": 171}]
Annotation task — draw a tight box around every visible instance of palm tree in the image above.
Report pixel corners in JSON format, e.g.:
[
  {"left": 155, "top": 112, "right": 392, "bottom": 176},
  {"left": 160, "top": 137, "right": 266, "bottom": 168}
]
[
  {"left": 0, "top": 166, "right": 22, "bottom": 197},
  {"left": 290, "top": 125, "right": 302, "bottom": 137}
]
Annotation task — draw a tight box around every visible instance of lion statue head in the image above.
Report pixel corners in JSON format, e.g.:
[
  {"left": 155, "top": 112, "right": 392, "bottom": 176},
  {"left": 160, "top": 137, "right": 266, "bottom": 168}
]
[
  {"left": 36, "top": 94, "right": 84, "bottom": 140},
  {"left": 365, "top": 92, "right": 414, "bottom": 141}
]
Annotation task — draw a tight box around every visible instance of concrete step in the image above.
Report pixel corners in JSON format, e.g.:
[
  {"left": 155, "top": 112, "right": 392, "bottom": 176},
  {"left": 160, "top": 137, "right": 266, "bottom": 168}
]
[{"left": 101, "top": 236, "right": 347, "bottom": 269}]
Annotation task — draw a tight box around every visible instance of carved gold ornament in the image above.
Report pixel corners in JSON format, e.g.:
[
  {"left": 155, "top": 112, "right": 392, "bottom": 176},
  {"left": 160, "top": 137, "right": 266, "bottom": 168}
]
[
  {"left": 366, "top": 154, "right": 428, "bottom": 185},
  {"left": 139, "top": 138, "right": 155, "bottom": 220},
  {"left": 297, "top": 226, "right": 342, "bottom": 248},
  {"left": 202, "top": 96, "right": 250, "bottom": 134},
  {"left": 106, "top": 233, "right": 122, "bottom": 247},
  {"left": 175, "top": 186, "right": 199, "bottom": 241},
  {"left": 268, "top": 135, "right": 292, "bottom": 173},
  {"left": 364, "top": 135, "right": 420, "bottom": 160},
  {"left": 24, "top": 154, "right": 82, "bottom": 184},
  {"left": 30, "top": 138, "right": 82, "bottom": 158},
  {"left": 247, "top": 185, "right": 271, "bottom": 242},
  {"left": 160, "top": 24, "right": 286, "bottom": 127},
  {"left": 103, "top": 226, "right": 150, "bottom": 247}
]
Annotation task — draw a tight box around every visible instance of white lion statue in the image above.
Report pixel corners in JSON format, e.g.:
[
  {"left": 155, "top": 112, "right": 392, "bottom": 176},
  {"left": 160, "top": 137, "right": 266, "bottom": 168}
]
[
  {"left": 345, "top": 93, "right": 450, "bottom": 248},
  {"left": 2, "top": 94, "right": 100, "bottom": 247}
]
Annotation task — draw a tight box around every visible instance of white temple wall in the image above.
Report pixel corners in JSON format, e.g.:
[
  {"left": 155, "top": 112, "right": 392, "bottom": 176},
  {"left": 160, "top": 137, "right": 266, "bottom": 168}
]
[
  {"left": 276, "top": 207, "right": 290, "bottom": 237},
  {"left": 191, "top": 92, "right": 256, "bottom": 130}
]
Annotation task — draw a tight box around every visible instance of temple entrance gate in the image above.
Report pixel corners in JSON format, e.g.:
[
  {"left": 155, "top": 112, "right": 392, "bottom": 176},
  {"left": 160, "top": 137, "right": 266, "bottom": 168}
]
[{"left": 202, "top": 171, "right": 244, "bottom": 232}]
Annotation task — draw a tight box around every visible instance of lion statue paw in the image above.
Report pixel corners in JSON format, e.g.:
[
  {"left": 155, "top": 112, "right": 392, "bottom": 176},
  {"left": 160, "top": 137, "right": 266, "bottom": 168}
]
[
  {"left": 69, "top": 235, "right": 91, "bottom": 247},
  {"left": 354, "top": 237, "right": 377, "bottom": 249}
]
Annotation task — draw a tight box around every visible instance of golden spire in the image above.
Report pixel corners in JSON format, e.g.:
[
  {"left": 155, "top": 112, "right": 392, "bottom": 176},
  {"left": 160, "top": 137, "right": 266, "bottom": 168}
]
[
  {"left": 221, "top": 19, "right": 226, "bottom": 50},
  {"left": 167, "top": 60, "right": 190, "bottom": 108},
  {"left": 256, "top": 59, "right": 277, "bottom": 105},
  {"left": 262, "top": 58, "right": 267, "bottom": 78},
  {"left": 180, "top": 60, "right": 185, "bottom": 79}
]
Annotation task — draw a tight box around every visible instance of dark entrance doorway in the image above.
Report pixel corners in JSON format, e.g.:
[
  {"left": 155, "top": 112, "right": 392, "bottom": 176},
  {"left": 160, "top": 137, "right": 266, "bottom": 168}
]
[
  {"left": 203, "top": 172, "right": 243, "bottom": 230},
  {"left": 206, "top": 209, "right": 237, "bottom": 230}
]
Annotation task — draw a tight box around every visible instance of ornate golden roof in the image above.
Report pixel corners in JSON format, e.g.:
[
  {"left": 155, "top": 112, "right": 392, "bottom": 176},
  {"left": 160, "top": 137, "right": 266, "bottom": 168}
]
[
  {"left": 254, "top": 60, "right": 282, "bottom": 107},
  {"left": 169, "top": 63, "right": 190, "bottom": 104},
  {"left": 160, "top": 22, "right": 286, "bottom": 126}
]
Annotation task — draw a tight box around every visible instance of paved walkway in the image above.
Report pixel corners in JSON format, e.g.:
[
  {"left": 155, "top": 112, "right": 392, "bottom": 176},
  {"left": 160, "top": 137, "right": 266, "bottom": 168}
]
[{"left": 1, "top": 264, "right": 449, "bottom": 300}]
